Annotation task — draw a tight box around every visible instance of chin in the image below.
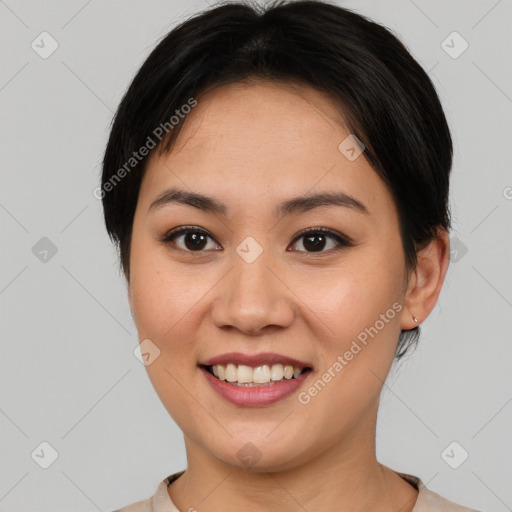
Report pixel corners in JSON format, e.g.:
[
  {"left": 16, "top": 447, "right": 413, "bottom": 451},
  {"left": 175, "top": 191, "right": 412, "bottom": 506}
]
[{"left": 204, "top": 436, "right": 307, "bottom": 473}]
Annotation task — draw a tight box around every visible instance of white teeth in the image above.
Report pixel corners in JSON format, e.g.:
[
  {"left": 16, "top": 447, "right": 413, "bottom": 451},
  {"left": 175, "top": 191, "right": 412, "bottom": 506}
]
[
  {"left": 237, "top": 364, "right": 254, "bottom": 383},
  {"left": 225, "top": 363, "right": 238, "bottom": 382},
  {"left": 208, "top": 363, "right": 307, "bottom": 384},
  {"left": 271, "top": 363, "right": 284, "bottom": 381},
  {"left": 283, "top": 365, "right": 294, "bottom": 379},
  {"left": 253, "top": 365, "right": 271, "bottom": 383}
]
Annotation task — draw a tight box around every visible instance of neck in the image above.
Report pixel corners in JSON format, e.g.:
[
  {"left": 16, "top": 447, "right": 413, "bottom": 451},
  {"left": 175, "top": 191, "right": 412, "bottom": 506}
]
[{"left": 168, "top": 411, "right": 418, "bottom": 512}]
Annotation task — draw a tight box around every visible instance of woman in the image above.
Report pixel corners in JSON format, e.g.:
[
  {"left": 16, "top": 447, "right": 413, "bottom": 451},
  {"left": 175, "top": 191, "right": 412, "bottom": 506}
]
[{"left": 101, "top": 1, "right": 481, "bottom": 510}]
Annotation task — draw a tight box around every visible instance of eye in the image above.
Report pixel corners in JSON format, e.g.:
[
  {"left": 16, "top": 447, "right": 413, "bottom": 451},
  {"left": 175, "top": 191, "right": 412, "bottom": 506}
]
[
  {"left": 289, "top": 227, "right": 353, "bottom": 254},
  {"left": 161, "top": 226, "right": 353, "bottom": 254},
  {"left": 161, "top": 226, "right": 219, "bottom": 252}
]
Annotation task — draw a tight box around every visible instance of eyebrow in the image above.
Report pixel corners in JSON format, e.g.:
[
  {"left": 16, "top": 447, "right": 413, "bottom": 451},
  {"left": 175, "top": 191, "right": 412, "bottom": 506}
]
[{"left": 148, "top": 186, "right": 369, "bottom": 219}]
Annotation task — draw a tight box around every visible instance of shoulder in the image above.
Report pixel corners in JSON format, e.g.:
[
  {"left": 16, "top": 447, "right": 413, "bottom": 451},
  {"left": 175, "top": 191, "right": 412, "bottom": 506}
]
[
  {"left": 111, "top": 497, "right": 152, "bottom": 512},
  {"left": 398, "top": 472, "right": 482, "bottom": 512},
  {"left": 417, "top": 485, "right": 482, "bottom": 512},
  {"left": 111, "top": 470, "right": 185, "bottom": 512}
]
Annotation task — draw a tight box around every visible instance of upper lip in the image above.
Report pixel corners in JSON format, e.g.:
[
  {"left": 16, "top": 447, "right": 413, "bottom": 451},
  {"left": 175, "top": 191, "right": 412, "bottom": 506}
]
[{"left": 199, "top": 352, "right": 313, "bottom": 370}]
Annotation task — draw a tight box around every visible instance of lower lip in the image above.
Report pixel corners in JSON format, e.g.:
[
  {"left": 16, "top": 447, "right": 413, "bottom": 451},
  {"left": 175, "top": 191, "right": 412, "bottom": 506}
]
[{"left": 199, "top": 366, "right": 312, "bottom": 407}]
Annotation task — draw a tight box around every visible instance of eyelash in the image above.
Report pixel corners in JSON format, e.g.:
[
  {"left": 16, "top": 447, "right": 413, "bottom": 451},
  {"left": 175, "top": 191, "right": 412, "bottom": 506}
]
[{"left": 160, "top": 225, "right": 353, "bottom": 255}]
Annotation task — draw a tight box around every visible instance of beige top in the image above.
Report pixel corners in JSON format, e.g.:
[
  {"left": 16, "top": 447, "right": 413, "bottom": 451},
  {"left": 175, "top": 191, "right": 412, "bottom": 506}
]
[{"left": 113, "top": 470, "right": 481, "bottom": 512}]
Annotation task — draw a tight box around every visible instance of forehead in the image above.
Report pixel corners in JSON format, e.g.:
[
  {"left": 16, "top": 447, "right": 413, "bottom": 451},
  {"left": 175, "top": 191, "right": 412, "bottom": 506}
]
[
  {"left": 140, "top": 80, "right": 396, "bottom": 222},
  {"left": 168, "top": 80, "right": 350, "bottom": 160}
]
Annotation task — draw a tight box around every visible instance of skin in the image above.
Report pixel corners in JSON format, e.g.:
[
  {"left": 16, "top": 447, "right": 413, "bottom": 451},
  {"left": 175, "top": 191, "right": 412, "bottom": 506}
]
[{"left": 127, "top": 80, "right": 450, "bottom": 512}]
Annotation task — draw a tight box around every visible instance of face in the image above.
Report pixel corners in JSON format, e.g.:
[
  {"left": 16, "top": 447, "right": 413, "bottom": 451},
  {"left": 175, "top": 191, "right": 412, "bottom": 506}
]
[{"left": 128, "top": 80, "right": 412, "bottom": 471}]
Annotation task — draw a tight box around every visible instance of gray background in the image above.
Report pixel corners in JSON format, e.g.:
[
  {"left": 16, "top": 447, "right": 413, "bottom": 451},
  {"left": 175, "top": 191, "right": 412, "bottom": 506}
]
[{"left": 1, "top": 0, "right": 511, "bottom": 511}]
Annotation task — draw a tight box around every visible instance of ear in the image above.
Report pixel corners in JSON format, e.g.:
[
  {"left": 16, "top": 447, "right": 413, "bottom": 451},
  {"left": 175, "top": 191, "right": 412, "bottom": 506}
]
[{"left": 401, "top": 228, "right": 450, "bottom": 330}]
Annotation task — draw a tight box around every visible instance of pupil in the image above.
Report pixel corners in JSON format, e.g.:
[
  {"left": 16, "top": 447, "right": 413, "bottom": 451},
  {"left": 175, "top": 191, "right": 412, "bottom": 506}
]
[
  {"left": 304, "top": 233, "right": 325, "bottom": 252},
  {"left": 185, "top": 232, "right": 207, "bottom": 250},
  {"left": 183, "top": 232, "right": 327, "bottom": 252}
]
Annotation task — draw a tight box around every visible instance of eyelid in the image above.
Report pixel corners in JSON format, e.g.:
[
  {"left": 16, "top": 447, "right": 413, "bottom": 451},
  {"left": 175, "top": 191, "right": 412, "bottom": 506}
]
[
  {"left": 160, "top": 225, "right": 353, "bottom": 253},
  {"left": 290, "top": 226, "right": 354, "bottom": 248},
  {"left": 160, "top": 225, "right": 220, "bottom": 251}
]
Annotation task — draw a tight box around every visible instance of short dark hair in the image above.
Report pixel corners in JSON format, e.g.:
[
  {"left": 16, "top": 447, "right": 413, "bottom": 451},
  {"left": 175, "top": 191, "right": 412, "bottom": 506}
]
[{"left": 100, "top": 0, "right": 453, "bottom": 359}]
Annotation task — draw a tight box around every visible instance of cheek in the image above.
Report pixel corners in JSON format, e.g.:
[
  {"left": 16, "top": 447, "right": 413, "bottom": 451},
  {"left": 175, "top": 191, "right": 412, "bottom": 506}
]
[
  {"left": 132, "top": 273, "right": 186, "bottom": 328},
  {"left": 295, "top": 258, "right": 404, "bottom": 396},
  {"left": 129, "top": 230, "right": 199, "bottom": 338},
  {"left": 294, "top": 266, "right": 402, "bottom": 423},
  {"left": 128, "top": 249, "right": 204, "bottom": 417},
  {"left": 297, "top": 259, "right": 401, "bottom": 337}
]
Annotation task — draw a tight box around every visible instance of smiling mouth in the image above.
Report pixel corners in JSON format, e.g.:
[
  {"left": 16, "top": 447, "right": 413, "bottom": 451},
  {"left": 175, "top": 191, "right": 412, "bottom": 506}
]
[{"left": 200, "top": 364, "right": 313, "bottom": 387}]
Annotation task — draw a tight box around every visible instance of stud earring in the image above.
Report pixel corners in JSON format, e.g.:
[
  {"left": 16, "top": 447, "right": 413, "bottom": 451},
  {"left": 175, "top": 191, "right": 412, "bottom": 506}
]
[{"left": 412, "top": 315, "right": 418, "bottom": 324}]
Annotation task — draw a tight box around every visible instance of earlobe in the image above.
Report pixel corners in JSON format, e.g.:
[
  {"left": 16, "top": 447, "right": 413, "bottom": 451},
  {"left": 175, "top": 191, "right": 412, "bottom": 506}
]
[{"left": 402, "top": 229, "right": 450, "bottom": 330}]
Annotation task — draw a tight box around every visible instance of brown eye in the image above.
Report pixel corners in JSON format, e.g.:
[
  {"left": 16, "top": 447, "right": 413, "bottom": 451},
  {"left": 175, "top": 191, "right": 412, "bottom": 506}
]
[
  {"left": 161, "top": 226, "right": 352, "bottom": 255},
  {"left": 162, "top": 226, "right": 219, "bottom": 252},
  {"left": 289, "top": 228, "right": 352, "bottom": 254}
]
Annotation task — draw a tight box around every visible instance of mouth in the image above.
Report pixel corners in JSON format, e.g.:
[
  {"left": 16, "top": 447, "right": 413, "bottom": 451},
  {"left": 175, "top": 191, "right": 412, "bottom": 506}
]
[{"left": 199, "top": 363, "right": 313, "bottom": 387}]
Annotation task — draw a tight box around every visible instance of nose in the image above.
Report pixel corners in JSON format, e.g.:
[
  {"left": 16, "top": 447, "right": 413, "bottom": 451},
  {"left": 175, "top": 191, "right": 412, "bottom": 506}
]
[{"left": 210, "top": 246, "right": 295, "bottom": 336}]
